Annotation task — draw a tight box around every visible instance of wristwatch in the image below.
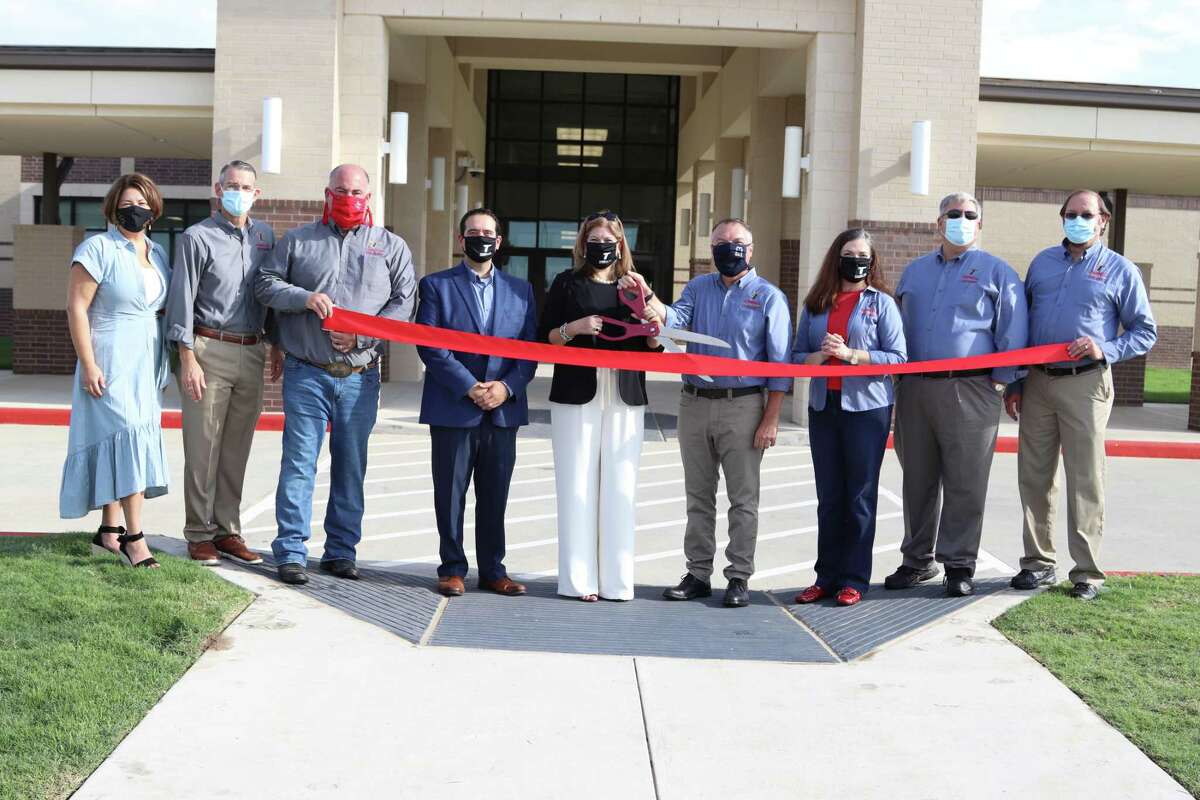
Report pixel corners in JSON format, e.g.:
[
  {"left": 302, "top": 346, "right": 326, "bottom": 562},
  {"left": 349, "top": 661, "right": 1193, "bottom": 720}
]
[{"left": 993, "top": 381, "right": 1007, "bottom": 393}]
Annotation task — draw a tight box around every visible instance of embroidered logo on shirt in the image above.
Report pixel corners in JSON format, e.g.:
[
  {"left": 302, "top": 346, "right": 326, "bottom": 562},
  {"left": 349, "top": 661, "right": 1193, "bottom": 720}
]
[
  {"left": 365, "top": 245, "right": 386, "bottom": 256},
  {"left": 861, "top": 303, "right": 878, "bottom": 320},
  {"left": 255, "top": 243, "right": 272, "bottom": 250},
  {"left": 1086, "top": 259, "right": 1109, "bottom": 282},
  {"left": 960, "top": 268, "right": 979, "bottom": 283},
  {"left": 742, "top": 290, "right": 763, "bottom": 309}
]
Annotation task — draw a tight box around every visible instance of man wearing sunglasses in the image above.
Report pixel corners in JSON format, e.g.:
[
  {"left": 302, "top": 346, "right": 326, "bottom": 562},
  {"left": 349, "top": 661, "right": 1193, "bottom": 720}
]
[
  {"left": 1006, "top": 190, "right": 1156, "bottom": 601},
  {"left": 886, "top": 192, "right": 1028, "bottom": 597}
]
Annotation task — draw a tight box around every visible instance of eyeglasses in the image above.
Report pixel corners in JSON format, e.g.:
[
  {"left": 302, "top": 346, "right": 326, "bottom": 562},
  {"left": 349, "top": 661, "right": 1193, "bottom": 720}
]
[
  {"left": 943, "top": 209, "right": 979, "bottom": 220},
  {"left": 585, "top": 210, "right": 619, "bottom": 223},
  {"left": 1063, "top": 212, "right": 1100, "bottom": 220}
]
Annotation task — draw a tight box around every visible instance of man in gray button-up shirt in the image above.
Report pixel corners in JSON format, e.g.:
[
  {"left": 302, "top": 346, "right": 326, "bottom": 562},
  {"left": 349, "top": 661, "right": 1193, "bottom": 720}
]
[
  {"left": 165, "top": 159, "right": 281, "bottom": 567},
  {"left": 254, "top": 163, "right": 417, "bottom": 584}
]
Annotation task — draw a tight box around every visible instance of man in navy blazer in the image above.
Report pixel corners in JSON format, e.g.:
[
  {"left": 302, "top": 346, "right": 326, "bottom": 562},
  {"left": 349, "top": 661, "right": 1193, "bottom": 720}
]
[{"left": 417, "top": 208, "right": 538, "bottom": 598}]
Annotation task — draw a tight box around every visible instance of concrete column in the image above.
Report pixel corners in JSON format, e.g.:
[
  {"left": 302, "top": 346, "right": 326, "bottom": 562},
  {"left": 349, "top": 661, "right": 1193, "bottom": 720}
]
[
  {"left": 712, "top": 138, "right": 742, "bottom": 227},
  {"left": 793, "top": 31, "right": 856, "bottom": 424},
  {"left": 426, "top": 128, "right": 455, "bottom": 274},
  {"left": 387, "top": 82, "right": 430, "bottom": 381},
  {"left": 1190, "top": 258, "right": 1200, "bottom": 431},
  {"left": 338, "top": 13, "right": 390, "bottom": 223},
  {"left": 746, "top": 98, "right": 785, "bottom": 289}
]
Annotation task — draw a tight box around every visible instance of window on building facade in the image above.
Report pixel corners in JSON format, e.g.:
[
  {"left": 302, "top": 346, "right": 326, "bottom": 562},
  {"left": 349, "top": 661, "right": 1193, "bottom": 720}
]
[{"left": 34, "top": 197, "right": 212, "bottom": 265}]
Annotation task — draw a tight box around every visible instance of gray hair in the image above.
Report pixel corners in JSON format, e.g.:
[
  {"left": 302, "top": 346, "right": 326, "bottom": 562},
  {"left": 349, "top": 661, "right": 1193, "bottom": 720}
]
[
  {"left": 218, "top": 160, "right": 257, "bottom": 184},
  {"left": 938, "top": 191, "right": 982, "bottom": 218},
  {"left": 711, "top": 217, "right": 753, "bottom": 243}
]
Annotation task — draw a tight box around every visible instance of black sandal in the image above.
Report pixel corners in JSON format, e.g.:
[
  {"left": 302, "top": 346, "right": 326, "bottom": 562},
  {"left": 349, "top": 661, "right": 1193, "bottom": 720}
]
[
  {"left": 91, "top": 524, "right": 125, "bottom": 557},
  {"left": 117, "top": 531, "right": 160, "bottom": 569}
]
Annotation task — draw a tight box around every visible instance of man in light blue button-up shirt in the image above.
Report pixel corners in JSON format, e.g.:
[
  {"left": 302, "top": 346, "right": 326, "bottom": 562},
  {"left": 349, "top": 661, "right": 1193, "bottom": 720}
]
[
  {"left": 1007, "top": 190, "right": 1157, "bottom": 600},
  {"left": 885, "top": 192, "right": 1029, "bottom": 598},
  {"left": 632, "top": 218, "right": 792, "bottom": 608}
]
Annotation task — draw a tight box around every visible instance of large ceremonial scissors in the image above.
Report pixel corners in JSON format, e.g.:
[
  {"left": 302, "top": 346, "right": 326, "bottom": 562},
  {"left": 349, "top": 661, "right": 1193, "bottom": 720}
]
[{"left": 596, "top": 286, "right": 731, "bottom": 381}]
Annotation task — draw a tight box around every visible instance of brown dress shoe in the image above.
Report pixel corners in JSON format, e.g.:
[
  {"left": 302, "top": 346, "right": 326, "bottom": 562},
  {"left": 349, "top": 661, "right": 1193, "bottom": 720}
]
[
  {"left": 438, "top": 576, "right": 465, "bottom": 597},
  {"left": 188, "top": 541, "right": 220, "bottom": 566},
  {"left": 479, "top": 576, "right": 526, "bottom": 596},
  {"left": 213, "top": 535, "right": 264, "bottom": 565}
]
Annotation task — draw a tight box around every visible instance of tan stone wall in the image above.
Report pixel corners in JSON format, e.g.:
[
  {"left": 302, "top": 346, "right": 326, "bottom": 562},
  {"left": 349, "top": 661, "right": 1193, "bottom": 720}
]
[
  {"left": 0, "top": 156, "right": 19, "bottom": 290},
  {"left": 13, "top": 225, "right": 85, "bottom": 311}
]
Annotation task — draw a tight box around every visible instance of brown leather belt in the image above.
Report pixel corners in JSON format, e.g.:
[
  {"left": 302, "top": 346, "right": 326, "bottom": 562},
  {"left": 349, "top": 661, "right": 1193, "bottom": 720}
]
[
  {"left": 296, "top": 357, "right": 378, "bottom": 378},
  {"left": 195, "top": 326, "right": 260, "bottom": 346}
]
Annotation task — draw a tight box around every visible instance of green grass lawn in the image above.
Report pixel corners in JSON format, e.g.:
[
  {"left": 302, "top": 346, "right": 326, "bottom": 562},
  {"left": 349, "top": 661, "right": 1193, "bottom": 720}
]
[
  {"left": 0, "top": 334, "right": 11, "bottom": 370},
  {"left": 994, "top": 576, "right": 1200, "bottom": 796},
  {"left": 1144, "top": 366, "right": 1190, "bottom": 404},
  {"left": 0, "top": 535, "right": 252, "bottom": 800}
]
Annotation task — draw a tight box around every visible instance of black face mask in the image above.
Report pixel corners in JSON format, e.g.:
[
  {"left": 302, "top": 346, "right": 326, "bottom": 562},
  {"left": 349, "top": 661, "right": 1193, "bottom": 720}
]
[
  {"left": 585, "top": 240, "right": 619, "bottom": 268},
  {"left": 839, "top": 255, "right": 871, "bottom": 283},
  {"left": 115, "top": 205, "right": 154, "bottom": 233},
  {"left": 463, "top": 235, "right": 497, "bottom": 263},
  {"left": 712, "top": 242, "right": 749, "bottom": 278}
]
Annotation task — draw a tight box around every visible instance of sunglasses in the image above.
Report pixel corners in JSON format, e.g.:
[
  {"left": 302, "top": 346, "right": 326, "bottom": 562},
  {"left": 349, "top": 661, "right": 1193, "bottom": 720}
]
[
  {"left": 1063, "top": 212, "right": 1101, "bottom": 220},
  {"left": 585, "top": 210, "right": 619, "bottom": 223},
  {"left": 943, "top": 209, "right": 979, "bottom": 220}
]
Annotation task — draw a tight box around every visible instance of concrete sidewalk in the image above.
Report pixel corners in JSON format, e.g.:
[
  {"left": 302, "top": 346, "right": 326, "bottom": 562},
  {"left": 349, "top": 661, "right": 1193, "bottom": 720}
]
[{"left": 73, "top": 540, "right": 1191, "bottom": 800}]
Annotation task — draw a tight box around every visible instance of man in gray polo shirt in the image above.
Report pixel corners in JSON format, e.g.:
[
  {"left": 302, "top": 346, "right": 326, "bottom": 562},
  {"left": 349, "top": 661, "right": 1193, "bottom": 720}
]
[
  {"left": 165, "top": 159, "right": 282, "bottom": 566},
  {"left": 255, "top": 163, "right": 417, "bottom": 585}
]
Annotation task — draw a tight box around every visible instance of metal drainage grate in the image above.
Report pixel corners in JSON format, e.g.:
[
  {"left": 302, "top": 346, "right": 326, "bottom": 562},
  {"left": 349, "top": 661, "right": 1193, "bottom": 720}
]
[{"left": 775, "top": 578, "right": 1011, "bottom": 660}]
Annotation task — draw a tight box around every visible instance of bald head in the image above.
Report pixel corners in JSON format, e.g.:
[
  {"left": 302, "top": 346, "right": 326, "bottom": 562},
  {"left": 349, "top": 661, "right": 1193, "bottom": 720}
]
[{"left": 328, "top": 164, "right": 370, "bottom": 197}]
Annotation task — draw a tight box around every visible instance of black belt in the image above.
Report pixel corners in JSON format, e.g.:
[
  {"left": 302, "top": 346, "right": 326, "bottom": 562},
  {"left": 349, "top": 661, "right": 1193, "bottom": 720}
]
[
  {"left": 682, "top": 384, "right": 763, "bottom": 400},
  {"left": 917, "top": 368, "right": 991, "bottom": 379},
  {"left": 1034, "top": 361, "right": 1104, "bottom": 377}
]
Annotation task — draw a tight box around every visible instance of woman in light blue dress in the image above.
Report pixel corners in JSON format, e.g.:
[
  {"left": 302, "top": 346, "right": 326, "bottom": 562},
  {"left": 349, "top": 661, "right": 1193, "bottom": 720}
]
[{"left": 61, "top": 173, "right": 172, "bottom": 568}]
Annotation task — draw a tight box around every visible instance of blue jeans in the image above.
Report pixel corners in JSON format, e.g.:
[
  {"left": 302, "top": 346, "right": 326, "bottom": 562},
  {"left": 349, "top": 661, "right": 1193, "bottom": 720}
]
[{"left": 272, "top": 356, "right": 380, "bottom": 566}]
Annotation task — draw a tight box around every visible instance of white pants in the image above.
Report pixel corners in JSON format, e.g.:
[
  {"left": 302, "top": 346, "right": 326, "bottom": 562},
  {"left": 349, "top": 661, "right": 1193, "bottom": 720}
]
[{"left": 550, "top": 368, "right": 644, "bottom": 600}]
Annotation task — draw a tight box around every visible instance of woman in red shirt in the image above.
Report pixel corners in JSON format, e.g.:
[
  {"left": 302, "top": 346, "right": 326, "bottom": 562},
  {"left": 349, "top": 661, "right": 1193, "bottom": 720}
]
[{"left": 790, "top": 228, "right": 907, "bottom": 606}]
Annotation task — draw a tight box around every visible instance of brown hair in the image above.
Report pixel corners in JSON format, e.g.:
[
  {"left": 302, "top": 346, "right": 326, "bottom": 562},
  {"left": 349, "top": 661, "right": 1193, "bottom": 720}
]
[
  {"left": 803, "top": 227, "right": 892, "bottom": 315},
  {"left": 102, "top": 173, "right": 163, "bottom": 226},
  {"left": 1059, "top": 189, "right": 1111, "bottom": 218},
  {"left": 572, "top": 211, "right": 636, "bottom": 278}
]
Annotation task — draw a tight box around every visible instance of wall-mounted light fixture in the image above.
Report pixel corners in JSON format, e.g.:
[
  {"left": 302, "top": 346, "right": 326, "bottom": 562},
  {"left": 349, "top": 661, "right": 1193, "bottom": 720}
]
[
  {"left": 261, "top": 97, "right": 282, "bottom": 174},
  {"left": 696, "top": 193, "right": 711, "bottom": 239},
  {"left": 431, "top": 156, "right": 446, "bottom": 212},
  {"left": 730, "top": 167, "right": 746, "bottom": 219},
  {"left": 678, "top": 208, "right": 691, "bottom": 245},
  {"left": 781, "top": 125, "right": 810, "bottom": 198},
  {"left": 455, "top": 184, "right": 469, "bottom": 218},
  {"left": 381, "top": 112, "right": 408, "bottom": 184},
  {"left": 910, "top": 120, "right": 931, "bottom": 196}
]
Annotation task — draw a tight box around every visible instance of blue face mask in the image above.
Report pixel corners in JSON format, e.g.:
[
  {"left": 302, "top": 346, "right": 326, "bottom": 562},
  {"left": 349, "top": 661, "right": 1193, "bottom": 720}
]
[
  {"left": 943, "top": 216, "right": 977, "bottom": 247},
  {"left": 1063, "top": 216, "right": 1097, "bottom": 245},
  {"left": 220, "top": 189, "right": 255, "bottom": 217}
]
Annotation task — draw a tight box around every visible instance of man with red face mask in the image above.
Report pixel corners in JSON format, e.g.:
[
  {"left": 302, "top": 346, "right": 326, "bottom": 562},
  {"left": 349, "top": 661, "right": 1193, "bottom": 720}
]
[{"left": 256, "top": 164, "right": 417, "bottom": 585}]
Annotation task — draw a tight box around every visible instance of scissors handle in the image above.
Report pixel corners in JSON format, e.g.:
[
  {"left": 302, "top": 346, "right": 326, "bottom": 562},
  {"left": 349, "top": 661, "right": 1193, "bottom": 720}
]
[{"left": 595, "top": 317, "right": 660, "bottom": 341}]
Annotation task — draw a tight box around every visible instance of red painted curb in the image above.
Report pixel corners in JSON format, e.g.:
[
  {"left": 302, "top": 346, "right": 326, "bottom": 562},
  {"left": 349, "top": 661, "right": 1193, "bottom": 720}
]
[
  {"left": 0, "top": 407, "right": 287, "bottom": 431},
  {"left": 883, "top": 433, "right": 1200, "bottom": 460}
]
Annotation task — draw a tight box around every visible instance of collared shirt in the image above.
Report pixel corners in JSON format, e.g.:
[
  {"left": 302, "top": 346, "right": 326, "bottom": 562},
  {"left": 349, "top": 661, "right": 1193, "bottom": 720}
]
[
  {"left": 463, "top": 262, "right": 496, "bottom": 335},
  {"left": 1025, "top": 240, "right": 1157, "bottom": 367},
  {"left": 165, "top": 212, "right": 274, "bottom": 348},
  {"left": 792, "top": 287, "right": 907, "bottom": 412},
  {"left": 254, "top": 220, "right": 417, "bottom": 367},
  {"left": 894, "top": 247, "right": 1029, "bottom": 384},
  {"left": 663, "top": 268, "right": 793, "bottom": 392}
]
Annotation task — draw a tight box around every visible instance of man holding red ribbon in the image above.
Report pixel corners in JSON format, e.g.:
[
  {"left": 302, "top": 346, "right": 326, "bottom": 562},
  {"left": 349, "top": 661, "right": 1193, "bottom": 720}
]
[{"left": 255, "top": 164, "right": 417, "bottom": 585}]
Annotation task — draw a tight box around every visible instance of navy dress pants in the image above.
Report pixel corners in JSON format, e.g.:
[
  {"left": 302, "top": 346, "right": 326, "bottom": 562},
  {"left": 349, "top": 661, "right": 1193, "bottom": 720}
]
[
  {"left": 430, "top": 416, "right": 518, "bottom": 582},
  {"left": 809, "top": 391, "right": 892, "bottom": 593}
]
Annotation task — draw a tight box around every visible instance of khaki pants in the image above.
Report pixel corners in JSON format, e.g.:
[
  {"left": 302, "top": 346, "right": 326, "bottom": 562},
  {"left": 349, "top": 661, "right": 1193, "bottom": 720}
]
[
  {"left": 179, "top": 336, "right": 266, "bottom": 543},
  {"left": 894, "top": 375, "right": 1002, "bottom": 572},
  {"left": 678, "top": 390, "right": 765, "bottom": 582},
  {"left": 1018, "top": 365, "right": 1113, "bottom": 585}
]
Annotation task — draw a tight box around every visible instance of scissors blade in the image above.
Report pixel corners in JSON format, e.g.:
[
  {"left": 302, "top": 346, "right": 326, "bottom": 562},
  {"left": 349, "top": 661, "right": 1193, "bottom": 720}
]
[
  {"left": 659, "top": 337, "right": 713, "bottom": 382},
  {"left": 660, "top": 327, "right": 732, "bottom": 349}
]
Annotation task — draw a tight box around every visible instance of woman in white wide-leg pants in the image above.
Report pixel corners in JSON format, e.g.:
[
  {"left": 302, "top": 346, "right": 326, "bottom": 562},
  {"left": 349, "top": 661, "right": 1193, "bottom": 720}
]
[{"left": 539, "top": 210, "right": 658, "bottom": 601}]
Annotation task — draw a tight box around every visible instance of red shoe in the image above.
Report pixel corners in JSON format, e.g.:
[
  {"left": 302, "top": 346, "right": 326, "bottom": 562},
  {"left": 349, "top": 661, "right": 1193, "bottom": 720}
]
[
  {"left": 794, "top": 585, "right": 829, "bottom": 604},
  {"left": 836, "top": 587, "right": 862, "bottom": 606}
]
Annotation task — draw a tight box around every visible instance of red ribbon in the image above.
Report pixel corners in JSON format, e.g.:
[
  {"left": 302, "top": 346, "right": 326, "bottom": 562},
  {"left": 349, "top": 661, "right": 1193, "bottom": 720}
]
[{"left": 323, "top": 308, "right": 1070, "bottom": 378}]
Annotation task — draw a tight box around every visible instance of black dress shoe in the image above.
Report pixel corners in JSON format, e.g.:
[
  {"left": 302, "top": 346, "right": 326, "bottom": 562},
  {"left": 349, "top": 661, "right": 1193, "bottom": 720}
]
[
  {"left": 944, "top": 567, "right": 974, "bottom": 597},
  {"left": 1010, "top": 567, "right": 1057, "bottom": 590},
  {"left": 319, "top": 559, "right": 359, "bottom": 580},
  {"left": 884, "top": 564, "right": 939, "bottom": 590},
  {"left": 1069, "top": 582, "right": 1099, "bottom": 600},
  {"left": 723, "top": 578, "right": 750, "bottom": 608},
  {"left": 278, "top": 563, "right": 309, "bottom": 585},
  {"left": 663, "top": 573, "right": 712, "bottom": 601}
]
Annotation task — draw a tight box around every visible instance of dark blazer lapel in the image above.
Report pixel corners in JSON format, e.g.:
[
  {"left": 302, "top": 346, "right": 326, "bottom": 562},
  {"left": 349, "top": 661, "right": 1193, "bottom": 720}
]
[{"left": 449, "top": 262, "right": 484, "bottom": 333}]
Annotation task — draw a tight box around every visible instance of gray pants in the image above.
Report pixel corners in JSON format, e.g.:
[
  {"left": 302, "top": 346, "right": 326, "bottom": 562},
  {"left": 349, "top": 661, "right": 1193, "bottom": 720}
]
[
  {"left": 893, "top": 375, "right": 1002, "bottom": 572},
  {"left": 678, "top": 390, "right": 765, "bottom": 582}
]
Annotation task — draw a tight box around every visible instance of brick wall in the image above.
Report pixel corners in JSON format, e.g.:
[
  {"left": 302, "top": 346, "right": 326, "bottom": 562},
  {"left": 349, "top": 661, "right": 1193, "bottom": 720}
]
[
  {"left": 21, "top": 156, "right": 121, "bottom": 184},
  {"left": 689, "top": 258, "right": 712, "bottom": 279},
  {"left": 12, "top": 309, "right": 74, "bottom": 374},
  {"left": 1150, "top": 325, "right": 1193, "bottom": 369},
  {"left": 0, "top": 287, "right": 12, "bottom": 337},
  {"left": 1190, "top": 352, "right": 1200, "bottom": 431},
  {"left": 1112, "top": 357, "right": 1146, "bottom": 407},
  {"left": 848, "top": 219, "right": 939, "bottom": 288},
  {"left": 780, "top": 239, "right": 800, "bottom": 315},
  {"left": 134, "top": 158, "right": 212, "bottom": 187}
]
